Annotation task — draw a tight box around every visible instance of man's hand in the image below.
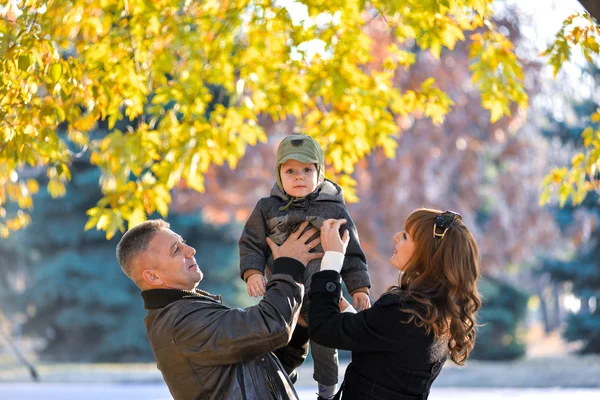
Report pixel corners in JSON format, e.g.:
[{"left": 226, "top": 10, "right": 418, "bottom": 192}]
[
  {"left": 352, "top": 292, "right": 371, "bottom": 310},
  {"left": 246, "top": 274, "right": 266, "bottom": 297},
  {"left": 320, "top": 218, "right": 350, "bottom": 254},
  {"left": 266, "top": 221, "right": 323, "bottom": 266}
]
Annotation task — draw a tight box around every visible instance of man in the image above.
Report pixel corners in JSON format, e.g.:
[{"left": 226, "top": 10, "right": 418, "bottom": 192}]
[{"left": 116, "top": 219, "right": 322, "bottom": 400}]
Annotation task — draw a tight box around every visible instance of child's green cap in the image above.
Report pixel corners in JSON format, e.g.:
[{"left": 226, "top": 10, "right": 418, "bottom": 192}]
[{"left": 276, "top": 134, "right": 325, "bottom": 190}]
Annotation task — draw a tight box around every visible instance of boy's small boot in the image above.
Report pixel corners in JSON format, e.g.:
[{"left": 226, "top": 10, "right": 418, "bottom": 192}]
[
  {"left": 317, "top": 383, "right": 337, "bottom": 400},
  {"left": 317, "top": 395, "right": 335, "bottom": 400}
]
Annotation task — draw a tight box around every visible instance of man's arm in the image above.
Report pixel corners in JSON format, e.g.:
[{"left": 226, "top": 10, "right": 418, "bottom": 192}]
[
  {"left": 174, "top": 257, "right": 305, "bottom": 366},
  {"left": 177, "top": 223, "right": 322, "bottom": 366}
]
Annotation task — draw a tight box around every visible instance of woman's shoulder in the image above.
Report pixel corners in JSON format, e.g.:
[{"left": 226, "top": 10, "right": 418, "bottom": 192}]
[
  {"left": 375, "top": 289, "right": 417, "bottom": 308},
  {"left": 374, "top": 291, "right": 440, "bottom": 338},
  {"left": 376, "top": 289, "right": 429, "bottom": 315},
  {"left": 371, "top": 291, "right": 431, "bottom": 332}
]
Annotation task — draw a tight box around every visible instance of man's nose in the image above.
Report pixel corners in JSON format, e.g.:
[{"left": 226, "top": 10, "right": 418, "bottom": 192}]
[{"left": 185, "top": 244, "right": 196, "bottom": 257}]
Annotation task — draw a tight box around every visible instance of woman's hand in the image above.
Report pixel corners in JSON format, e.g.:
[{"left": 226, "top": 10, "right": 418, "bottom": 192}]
[
  {"left": 266, "top": 221, "right": 323, "bottom": 266},
  {"left": 320, "top": 218, "right": 350, "bottom": 254}
]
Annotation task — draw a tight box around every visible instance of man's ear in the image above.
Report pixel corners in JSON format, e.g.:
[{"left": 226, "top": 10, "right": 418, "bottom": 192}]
[{"left": 141, "top": 269, "right": 164, "bottom": 287}]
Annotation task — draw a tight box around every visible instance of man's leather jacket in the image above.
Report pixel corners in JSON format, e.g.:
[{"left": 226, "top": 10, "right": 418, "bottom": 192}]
[{"left": 142, "top": 258, "right": 305, "bottom": 400}]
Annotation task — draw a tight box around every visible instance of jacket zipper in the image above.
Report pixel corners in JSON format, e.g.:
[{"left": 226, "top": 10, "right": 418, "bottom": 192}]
[{"left": 262, "top": 356, "right": 280, "bottom": 399}]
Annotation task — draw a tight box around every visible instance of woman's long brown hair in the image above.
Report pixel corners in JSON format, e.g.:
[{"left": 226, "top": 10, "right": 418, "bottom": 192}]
[{"left": 390, "top": 208, "right": 481, "bottom": 365}]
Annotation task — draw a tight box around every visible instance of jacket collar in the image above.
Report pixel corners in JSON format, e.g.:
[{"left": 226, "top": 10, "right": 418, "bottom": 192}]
[
  {"left": 269, "top": 179, "right": 345, "bottom": 204},
  {"left": 141, "top": 288, "right": 222, "bottom": 310}
]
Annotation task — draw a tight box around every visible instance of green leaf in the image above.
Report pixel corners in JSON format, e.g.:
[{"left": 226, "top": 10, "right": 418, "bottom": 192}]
[
  {"left": 49, "top": 63, "right": 63, "bottom": 83},
  {"left": 18, "top": 54, "right": 31, "bottom": 71}
]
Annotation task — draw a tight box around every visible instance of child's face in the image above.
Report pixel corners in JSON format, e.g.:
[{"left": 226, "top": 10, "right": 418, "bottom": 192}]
[{"left": 280, "top": 159, "right": 318, "bottom": 198}]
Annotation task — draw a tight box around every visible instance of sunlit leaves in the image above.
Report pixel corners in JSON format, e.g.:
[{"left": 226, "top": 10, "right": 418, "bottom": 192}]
[
  {"left": 0, "top": 0, "right": 82, "bottom": 237},
  {"left": 540, "top": 109, "right": 600, "bottom": 208},
  {"left": 1, "top": 0, "right": 529, "bottom": 238},
  {"left": 540, "top": 13, "right": 600, "bottom": 208},
  {"left": 541, "top": 12, "right": 600, "bottom": 77},
  {"left": 469, "top": 31, "right": 528, "bottom": 123}
]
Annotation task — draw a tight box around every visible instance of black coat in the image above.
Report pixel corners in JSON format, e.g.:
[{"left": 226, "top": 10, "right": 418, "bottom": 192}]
[{"left": 308, "top": 270, "right": 448, "bottom": 400}]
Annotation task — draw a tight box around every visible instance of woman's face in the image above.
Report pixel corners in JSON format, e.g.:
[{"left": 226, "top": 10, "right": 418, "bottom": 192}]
[{"left": 390, "top": 229, "right": 415, "bottom": 271}]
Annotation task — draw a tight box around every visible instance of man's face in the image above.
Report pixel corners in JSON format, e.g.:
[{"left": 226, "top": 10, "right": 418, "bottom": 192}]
[
  {"left": 280, "top": 159, "right": 319, "bottom": 198},
  {"left": 143, "top": 229, "right": 202, "bottom": 290}
]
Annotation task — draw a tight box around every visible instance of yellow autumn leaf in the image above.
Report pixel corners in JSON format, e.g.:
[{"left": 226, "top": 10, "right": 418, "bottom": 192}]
[
  {"left": 1, "top": 0, "right": 538, "bottom": 237},
  {"left": 128, "top": 206, "right": 147, "bottom": 229},
  {"left": 47, "top": 179, "right": 67, "bottom": 198},
  {"left": 572, "top": 153, "right": 585, "bottom": 167},
  {"left": 27, "top": 179, "right": 40, "bottom": 194},
  {"left": 489, "top": 101, "right": 505, "bottom": 123}
]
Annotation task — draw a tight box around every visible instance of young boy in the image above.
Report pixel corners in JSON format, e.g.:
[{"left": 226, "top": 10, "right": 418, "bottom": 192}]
[{"left": 239, "top": 134, "right": 371, "bottom": 399}]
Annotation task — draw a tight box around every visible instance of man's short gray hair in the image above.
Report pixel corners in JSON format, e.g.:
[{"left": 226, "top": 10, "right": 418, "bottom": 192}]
[{"left": 116, "top": 219, "right": 170, "bottom": 282}]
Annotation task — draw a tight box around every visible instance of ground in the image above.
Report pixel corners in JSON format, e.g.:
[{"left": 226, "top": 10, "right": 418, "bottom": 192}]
[
  {"left": 1, "top": 325, "right": 599, "bottom": 398},
  {"left": 0, "top": 383, "right": 599, "bottom": 400}
]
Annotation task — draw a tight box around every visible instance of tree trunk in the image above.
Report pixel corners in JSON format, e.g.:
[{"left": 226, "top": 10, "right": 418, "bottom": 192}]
[
  {"left": 0, "top": 312, "right": 39, "bottom": 382},
  {"left": 550, "top": 282, "right": 562, "bottom": 330},
  {"left": 580, "top": 295, "right": 590, "bottom": 314},
  {"left": 538, "top": 287, "right": 552, "bottom": 333},
  {"left": 578, "top": 0, "right": 600, "bottom": 23}
]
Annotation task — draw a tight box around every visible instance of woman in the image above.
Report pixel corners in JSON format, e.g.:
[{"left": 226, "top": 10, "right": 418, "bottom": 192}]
[{"left": 309, "top": 208, "right": 481, "bottom": 400}]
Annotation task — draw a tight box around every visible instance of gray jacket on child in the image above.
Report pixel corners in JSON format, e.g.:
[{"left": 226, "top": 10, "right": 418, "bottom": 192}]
[{"left": 239, "top": 179, "right": 371, "bottom": 316}]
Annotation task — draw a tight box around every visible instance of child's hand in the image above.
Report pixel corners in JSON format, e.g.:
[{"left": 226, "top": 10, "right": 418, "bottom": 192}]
[
  {"left": 352, "top": 292, "right": 371, "bottom": 310},
  {"left": 246, "top": 274, "right": 266, "bottom": 297},
  {"left": 297, "top": 314, "right": 308, "bottom": 327}
]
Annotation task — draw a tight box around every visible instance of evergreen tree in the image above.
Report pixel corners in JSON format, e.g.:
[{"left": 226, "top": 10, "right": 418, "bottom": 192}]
[
  {"left": 472, "top": 277, "right": 529, "bottom": 360},
  {"left": 540, "top": 66, "right": 600, "bottom": 354},
  {"left": 4, "top": 160, "right": 149, "bottom": 361},
  {"left": 1, "top": 159, "right": 242, "bottom": 362},
  {"left": 541, "top": 194, "right": 600, "bottom": 353}
]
